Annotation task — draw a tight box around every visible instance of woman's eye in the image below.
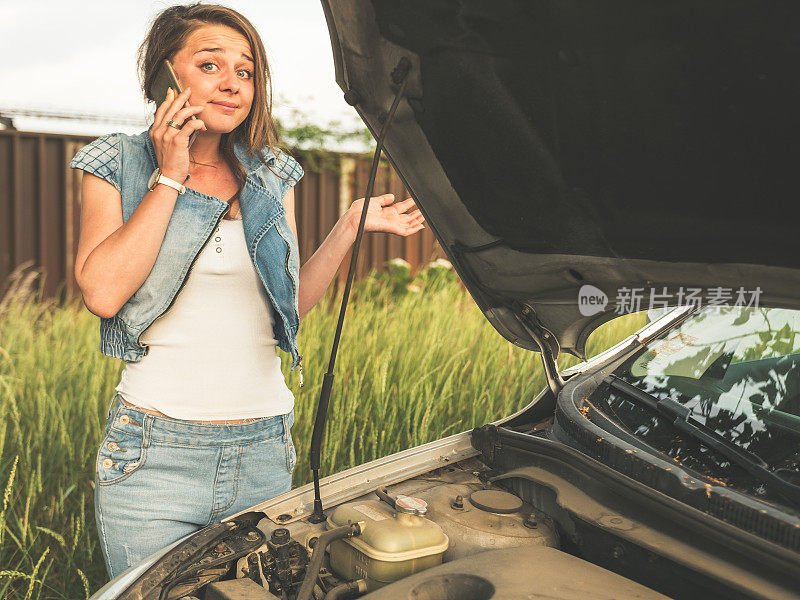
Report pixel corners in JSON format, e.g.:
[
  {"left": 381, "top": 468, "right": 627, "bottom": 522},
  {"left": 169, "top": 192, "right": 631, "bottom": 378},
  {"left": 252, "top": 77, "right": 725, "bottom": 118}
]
[{"left": 200, "top": 62, "right": 252, "bottom": 79}]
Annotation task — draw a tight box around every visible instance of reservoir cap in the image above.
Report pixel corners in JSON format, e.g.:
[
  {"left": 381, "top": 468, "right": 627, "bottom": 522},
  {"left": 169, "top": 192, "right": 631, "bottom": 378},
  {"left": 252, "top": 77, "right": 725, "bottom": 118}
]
[
  {"left": 395, "top": 496, "right": 428, "bottom": 516},
  {"left": 469, "top": 490, "right": 523, "bottom": 514}
]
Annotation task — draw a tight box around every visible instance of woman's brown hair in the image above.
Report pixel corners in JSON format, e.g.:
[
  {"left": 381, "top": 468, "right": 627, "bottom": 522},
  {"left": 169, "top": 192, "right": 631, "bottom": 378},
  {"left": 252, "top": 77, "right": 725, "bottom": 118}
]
[{"left": 137, "top": 2, "right": 281, "bottom": 219}]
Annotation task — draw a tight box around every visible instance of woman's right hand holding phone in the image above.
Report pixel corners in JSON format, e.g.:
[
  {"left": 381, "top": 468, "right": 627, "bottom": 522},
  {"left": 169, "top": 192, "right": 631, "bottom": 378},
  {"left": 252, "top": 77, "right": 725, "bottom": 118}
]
[{"left": 150, "top": 87, "right": 206, "bottom": 182}]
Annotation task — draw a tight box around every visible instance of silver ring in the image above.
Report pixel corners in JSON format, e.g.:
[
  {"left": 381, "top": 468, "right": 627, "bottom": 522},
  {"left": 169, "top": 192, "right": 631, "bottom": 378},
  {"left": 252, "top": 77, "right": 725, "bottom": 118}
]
[{"left": 166, "top": 120, "right": 181, "bottom": 129}]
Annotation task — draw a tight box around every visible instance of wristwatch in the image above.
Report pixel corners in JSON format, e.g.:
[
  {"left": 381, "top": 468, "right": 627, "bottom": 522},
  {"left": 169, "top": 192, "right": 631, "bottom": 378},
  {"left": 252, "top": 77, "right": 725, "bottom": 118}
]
[{"left": 148, "top": 168, "right": 186, "bottom": 194}]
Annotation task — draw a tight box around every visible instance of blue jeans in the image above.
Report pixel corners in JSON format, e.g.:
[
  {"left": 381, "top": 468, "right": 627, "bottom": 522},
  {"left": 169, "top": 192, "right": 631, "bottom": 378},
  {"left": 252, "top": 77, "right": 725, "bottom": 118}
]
[{"left": 93, "top": 393, "right": 296, "bottom": 580}]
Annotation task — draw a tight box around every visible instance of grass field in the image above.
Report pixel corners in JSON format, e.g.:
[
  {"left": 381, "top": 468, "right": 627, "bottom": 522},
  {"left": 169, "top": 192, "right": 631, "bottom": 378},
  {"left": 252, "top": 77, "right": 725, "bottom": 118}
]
[{"left": 0, "top": 262, "right": 645, "bottom": 599}]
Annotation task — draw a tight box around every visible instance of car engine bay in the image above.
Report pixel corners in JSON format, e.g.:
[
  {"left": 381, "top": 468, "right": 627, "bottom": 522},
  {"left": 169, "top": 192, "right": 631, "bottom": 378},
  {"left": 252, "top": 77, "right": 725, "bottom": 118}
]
[{"left": 132, "top": 456, "right": 668, "bottom": 600}]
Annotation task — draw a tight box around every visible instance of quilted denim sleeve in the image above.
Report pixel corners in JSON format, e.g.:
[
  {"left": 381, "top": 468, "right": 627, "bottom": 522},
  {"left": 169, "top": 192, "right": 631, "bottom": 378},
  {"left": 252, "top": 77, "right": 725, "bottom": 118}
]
[
  {"left": 272, "top": 149, "right": 304, "bottom": 199},
  {"left": 69, "top": 133, "right": 121, "bottom": 193}
]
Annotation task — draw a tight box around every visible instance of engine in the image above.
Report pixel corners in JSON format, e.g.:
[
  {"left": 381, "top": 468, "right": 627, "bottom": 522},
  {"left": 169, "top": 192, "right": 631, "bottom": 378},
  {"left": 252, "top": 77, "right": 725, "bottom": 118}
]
[{"left": 192, "top": 458, "right": 668, "bottom": 600}]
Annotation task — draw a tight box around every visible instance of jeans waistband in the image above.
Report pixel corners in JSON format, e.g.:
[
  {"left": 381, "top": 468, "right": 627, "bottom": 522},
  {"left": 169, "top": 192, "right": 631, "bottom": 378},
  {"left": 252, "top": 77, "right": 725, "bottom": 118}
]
[{"left": 105, "top": 393, "right": 294, "bottom": 446}]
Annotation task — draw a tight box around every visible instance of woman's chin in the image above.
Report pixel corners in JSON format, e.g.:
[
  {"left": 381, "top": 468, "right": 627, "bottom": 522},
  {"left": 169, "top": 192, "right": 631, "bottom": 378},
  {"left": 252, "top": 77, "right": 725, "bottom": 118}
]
[{"left": 200, "top": 122, "right": 243, "bottom": 136}]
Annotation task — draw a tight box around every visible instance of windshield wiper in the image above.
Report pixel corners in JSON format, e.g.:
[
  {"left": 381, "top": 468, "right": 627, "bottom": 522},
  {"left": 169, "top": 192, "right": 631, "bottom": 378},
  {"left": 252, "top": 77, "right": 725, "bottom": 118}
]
[{"left": 604, "top": 374, "right": 800, "bottom": 508}]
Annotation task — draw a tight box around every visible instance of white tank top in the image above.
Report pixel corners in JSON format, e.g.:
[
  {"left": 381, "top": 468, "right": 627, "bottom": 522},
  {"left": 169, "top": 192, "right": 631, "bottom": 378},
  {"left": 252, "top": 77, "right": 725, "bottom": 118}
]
[{"left": 114, "top": 214, "right": 295, "bottom": 420}]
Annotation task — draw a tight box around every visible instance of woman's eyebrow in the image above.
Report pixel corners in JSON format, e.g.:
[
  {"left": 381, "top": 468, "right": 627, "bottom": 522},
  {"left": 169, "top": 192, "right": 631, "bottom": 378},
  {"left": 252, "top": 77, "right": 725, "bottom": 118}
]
[{"left": 194, "top": 47, "right": 254, "bottom": 63}]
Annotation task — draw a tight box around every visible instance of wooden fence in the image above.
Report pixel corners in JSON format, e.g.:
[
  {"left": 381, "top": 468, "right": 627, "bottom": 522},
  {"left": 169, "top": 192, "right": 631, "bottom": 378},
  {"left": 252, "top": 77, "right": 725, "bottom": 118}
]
[{"left": 0, "top": 129, "right": 443, "bottom": 304}]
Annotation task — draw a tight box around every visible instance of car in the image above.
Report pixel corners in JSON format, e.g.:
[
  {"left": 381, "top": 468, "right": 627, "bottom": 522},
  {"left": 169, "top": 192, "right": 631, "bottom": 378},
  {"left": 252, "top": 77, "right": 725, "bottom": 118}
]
[{"left": 89, "top": 2, "right": 800, "bottom": 599}]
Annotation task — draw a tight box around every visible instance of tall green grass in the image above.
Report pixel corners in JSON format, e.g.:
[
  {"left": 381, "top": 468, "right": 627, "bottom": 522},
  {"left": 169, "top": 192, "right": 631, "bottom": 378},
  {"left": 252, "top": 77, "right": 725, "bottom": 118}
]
[{"left": 0, "top": 263, "right": 644, "bottom": 598}]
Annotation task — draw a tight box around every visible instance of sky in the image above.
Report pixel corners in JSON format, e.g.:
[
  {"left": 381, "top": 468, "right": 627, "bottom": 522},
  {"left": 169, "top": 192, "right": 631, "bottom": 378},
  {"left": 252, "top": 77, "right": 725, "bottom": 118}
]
[{"left": 0, "top": 0, "right": 368, "bottom": 150}]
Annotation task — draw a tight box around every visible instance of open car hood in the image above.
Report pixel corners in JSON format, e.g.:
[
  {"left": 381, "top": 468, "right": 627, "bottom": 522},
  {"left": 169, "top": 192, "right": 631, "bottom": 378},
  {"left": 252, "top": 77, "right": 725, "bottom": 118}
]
[{"left": 320, "top": 0, "right": 800, "bottom": 359}]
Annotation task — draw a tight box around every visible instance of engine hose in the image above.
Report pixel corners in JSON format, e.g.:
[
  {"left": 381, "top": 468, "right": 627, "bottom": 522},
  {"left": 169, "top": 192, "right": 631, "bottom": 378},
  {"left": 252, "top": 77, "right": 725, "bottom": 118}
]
[
  {"left": 325, "top": 579, "right": 367, "bottom": 600},
  {"left": 296, "top": 523, "right": 362, "bottom": 600}
]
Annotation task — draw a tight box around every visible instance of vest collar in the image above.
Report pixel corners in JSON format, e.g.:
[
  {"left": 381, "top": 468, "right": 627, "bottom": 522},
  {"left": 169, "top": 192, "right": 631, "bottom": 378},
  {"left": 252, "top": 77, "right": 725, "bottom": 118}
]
[{"left": 143, "top": 123, "right": 277, "bottom": 176}]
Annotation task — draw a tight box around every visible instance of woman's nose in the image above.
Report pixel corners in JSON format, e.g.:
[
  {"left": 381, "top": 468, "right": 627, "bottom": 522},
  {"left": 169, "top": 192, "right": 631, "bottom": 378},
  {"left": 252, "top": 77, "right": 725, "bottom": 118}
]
[{"left": 220, "top": 67, "right": 241, "bottom": 93}]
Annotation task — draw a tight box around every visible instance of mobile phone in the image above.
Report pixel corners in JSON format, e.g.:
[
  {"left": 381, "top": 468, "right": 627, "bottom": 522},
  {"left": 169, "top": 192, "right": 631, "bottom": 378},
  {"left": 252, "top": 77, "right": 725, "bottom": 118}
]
[{"left": 150, "top": 59, "right": 199, "bottom": 147}]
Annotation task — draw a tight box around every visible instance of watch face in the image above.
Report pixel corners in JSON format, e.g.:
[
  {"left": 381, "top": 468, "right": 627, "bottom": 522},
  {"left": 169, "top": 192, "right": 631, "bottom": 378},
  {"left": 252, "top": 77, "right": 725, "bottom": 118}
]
[{"left": 148, "top": 168, "right": 161, "bottom": 191}]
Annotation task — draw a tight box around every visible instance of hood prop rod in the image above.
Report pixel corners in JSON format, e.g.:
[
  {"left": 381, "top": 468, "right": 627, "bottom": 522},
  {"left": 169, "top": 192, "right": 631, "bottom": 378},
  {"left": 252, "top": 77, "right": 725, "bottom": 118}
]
[
  {"left": 515, "top": 303, "right": 565, "bottom": 395},
  {"left": 307, "top": 58, "right": 412, "bottom": 524}
]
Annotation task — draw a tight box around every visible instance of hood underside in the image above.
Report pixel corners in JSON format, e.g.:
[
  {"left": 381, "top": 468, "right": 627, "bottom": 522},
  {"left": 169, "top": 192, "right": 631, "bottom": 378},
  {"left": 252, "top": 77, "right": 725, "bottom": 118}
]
[{"left": 321, "top": 0, "right": 800, "bottom": 358}]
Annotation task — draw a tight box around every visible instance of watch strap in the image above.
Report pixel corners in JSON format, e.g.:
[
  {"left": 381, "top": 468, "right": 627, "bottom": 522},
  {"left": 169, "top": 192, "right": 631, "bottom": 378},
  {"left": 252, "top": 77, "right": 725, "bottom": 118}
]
[{"left": 149, "top": 168, "right": 186, "bottom": 194}]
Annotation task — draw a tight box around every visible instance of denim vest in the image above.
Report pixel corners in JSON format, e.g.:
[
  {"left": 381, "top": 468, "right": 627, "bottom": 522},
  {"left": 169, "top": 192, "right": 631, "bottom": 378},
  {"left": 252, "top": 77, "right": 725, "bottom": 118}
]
[{"left": 69, "top": 125, "right": 304, "bottom": 380}]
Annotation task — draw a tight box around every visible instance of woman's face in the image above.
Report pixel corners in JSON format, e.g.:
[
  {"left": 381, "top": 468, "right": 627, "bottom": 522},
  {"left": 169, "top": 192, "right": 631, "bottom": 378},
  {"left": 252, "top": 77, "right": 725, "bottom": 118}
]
[{"left": 170, "top": 24, "right": 255, "bottom": 134}]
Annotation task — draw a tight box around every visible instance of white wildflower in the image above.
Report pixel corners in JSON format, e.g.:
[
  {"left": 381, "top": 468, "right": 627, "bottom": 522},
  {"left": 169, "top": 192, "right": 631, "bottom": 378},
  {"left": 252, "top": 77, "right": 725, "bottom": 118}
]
[
  {"left": 428, "top": 258, "right": 452, "bottom": 270},
  {"left": 389, "top": 258, "right": 411, "bottom": 269}
]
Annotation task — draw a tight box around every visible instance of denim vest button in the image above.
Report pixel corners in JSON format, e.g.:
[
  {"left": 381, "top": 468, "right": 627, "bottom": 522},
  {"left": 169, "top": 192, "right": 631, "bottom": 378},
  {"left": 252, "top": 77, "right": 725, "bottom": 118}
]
[
  {"left": 119, "top": 414, "right": 130, "bottom": 425},
  {"left": 216, "top": 247, "right": 222, "bottom": 253},
  {"left": 215, "top": 236, "right": 221, "bottom": 242}
]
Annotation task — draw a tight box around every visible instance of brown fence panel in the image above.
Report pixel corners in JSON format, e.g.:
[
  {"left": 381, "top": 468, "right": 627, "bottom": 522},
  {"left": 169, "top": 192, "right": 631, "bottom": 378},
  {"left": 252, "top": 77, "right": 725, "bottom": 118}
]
[
  {"left": 294, "top": 152, "right": 343, "bottom": 265},
  {"left": 0, "top": 129, "right": 446, "bottom": 304},
  {"left": 40, "top": 136, "right": 67, "bottom": 299},
  {"left": 64, "top": 139, "right": 87, "bottom": 299},
  {"left": 0, "top": 131, "right": 93, "bottom": 302},
  {"left": 0, "top": 134, "right": 12, "bottom": 291}
]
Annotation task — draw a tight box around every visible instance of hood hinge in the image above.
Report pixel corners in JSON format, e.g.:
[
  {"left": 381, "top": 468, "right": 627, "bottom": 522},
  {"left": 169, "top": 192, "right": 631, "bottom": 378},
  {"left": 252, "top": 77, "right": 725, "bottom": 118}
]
[{"left": 514, "top": 303, "right": 566, "bottom": 395}]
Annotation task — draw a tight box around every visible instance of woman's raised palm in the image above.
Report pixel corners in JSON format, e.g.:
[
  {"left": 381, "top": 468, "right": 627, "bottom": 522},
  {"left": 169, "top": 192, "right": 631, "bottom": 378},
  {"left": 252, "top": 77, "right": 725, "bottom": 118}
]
[{"left": 348, "top": 193, "right": 425, "bottom": 237}]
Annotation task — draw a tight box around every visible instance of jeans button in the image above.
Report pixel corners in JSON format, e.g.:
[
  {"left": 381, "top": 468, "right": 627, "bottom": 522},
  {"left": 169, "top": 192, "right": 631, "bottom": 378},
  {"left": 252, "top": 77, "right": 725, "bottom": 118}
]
[
  {"left": 119, "top": 414, "right": 130, "bottom": 425},
  {"left": 102, "top": 458, "right": 113, "bottom": 469},
  {"left": 107, "top": 441, "right": 120, "bottom": 451}
]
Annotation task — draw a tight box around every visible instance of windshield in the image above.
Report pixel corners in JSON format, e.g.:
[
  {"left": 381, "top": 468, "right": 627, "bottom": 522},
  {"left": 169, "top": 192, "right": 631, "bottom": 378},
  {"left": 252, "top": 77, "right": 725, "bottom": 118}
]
[{"left": 589, "top": 306, "right": 800, "bottom": 502}]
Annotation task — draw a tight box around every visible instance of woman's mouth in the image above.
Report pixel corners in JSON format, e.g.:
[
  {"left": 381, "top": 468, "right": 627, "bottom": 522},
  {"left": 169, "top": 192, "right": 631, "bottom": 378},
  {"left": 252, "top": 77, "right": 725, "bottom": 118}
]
[{"left": 210, "top": 102, "right": 236, "bottom": 112}]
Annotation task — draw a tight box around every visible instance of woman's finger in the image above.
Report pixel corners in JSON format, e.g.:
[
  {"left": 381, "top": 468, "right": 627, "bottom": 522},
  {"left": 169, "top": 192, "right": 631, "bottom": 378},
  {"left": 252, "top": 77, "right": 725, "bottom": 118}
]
[
  {"left": 153, "top": 88, "right": 174, "bottom": 128},
  {"left": 161, "top": 108, "right": 205, "bottom": 143},
  {"left": 162, "top": 88, "right": 193, "bottom": 129},
  {"left": 398, "top": 211, "right": 423, "bottom": 225},
  {"left": 362, "top": 193, "right": 394, "bottom": 206},
  {"left": 175, "top": 118, "right": 206, "bottom": 141},
  {"left": 393, "top": 197, "right": 417, "bottom": 213},
  {"left": 172, "top": 105, "right": 205, "bottom": 124},
  {"left": 398, "top": 215, "right": 424, "bottom": 230},
  {"left": 400, "top": 213, "right": 420, "bottom": 225}
]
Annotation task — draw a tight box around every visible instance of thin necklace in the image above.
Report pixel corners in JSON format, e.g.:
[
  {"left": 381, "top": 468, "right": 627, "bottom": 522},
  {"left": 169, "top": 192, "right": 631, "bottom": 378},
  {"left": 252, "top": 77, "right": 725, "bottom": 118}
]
[
  {"left": 190, "top": 158, "right": 223, "bottom": 168},
  {"left": 189, "top": 157, "right": 238, "bottom": 216}
]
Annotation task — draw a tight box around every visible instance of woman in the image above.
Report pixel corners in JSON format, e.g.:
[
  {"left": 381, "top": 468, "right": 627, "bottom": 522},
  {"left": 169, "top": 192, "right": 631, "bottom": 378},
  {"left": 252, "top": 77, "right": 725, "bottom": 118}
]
[{"left": 69, "top": 3, "right": 424, "bottom": 580}]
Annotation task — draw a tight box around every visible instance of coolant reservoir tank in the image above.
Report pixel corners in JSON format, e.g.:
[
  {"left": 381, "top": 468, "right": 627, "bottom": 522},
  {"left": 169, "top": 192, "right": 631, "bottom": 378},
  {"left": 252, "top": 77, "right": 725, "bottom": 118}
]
[{"left": 327, "top": 497, "right": 449, "bottom": 591}]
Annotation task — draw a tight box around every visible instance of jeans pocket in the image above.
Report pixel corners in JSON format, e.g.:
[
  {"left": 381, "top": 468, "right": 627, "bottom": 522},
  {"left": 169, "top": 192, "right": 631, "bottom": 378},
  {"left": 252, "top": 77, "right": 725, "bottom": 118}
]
[
  {"left": 97, "top": 427, "right": 147, "bottom": 486},
  {"left": 283, "top": 410, "right": 296, "bottom": 473},
  {"left": 285, "top": 435, "right": 297, "bottom": 473}
]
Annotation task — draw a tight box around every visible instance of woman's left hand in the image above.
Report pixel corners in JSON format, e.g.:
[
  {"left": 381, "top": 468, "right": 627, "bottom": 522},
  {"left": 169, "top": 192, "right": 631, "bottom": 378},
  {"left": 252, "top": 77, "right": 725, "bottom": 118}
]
[{"left": 345, "top": 194, "right": 426, "bottom": 237}]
